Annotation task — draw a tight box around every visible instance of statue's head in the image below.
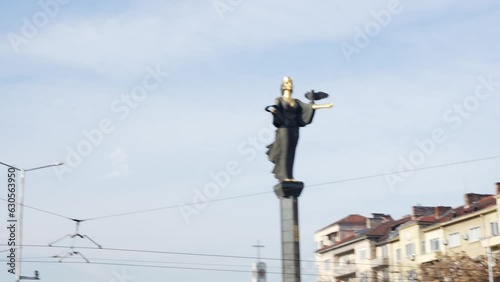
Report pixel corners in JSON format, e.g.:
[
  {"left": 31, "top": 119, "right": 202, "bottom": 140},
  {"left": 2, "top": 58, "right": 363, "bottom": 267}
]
[{"left": 281, "top": 76, "right": 293, "bottom": 95}]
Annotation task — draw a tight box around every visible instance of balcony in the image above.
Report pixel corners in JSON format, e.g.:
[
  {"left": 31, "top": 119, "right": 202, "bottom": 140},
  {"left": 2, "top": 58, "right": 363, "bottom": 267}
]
[
  {"left": 480, "top": 235, "right": 500, "bottom": 249},
  {"left": 370, "top": 257, "right": 389, "bottom": 268},
  {"left": 419, "top": 252, "right": 440, "bottom": 263},
  {"left": 334, "top": 263, "right": 357, "bottom": 278}
]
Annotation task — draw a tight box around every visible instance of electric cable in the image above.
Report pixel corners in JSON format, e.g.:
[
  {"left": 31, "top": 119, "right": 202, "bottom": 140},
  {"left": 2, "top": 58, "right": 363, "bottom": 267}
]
[
  {"left": 82, "top": 155, "right": 500, "bottom": 221},
  {"left": 1, "top": 155, "right": 498, "bottom": 222}
]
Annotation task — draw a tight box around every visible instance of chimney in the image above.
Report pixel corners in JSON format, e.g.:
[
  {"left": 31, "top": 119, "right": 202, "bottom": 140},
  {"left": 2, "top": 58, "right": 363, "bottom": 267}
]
[
  {"left": 372, "top": 213, "right": 392, "bottom": 221},
  {"left": 496, "top": 183, "right": 500, "bottom": 195},
  {"left": 434, "top": 206, "right": 452, "bottom": 218},
  {"left": 367, "top": 213, "right": 391, "bottom": 228},
  {"left": 412, "top": 206, "right": 435, "bottom": 219},
  {"left": 464, "top": 193, "right": 491, "bottom": 207}
]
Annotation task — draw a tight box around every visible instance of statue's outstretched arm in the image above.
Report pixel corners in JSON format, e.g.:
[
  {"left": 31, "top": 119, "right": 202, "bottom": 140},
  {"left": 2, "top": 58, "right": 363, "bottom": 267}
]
[{"left": 312, "top": 103, "right": 334, "bottom": 109}]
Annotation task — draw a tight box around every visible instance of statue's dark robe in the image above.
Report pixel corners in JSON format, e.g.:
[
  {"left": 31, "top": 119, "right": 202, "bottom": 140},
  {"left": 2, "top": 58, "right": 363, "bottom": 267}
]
[{"left": 266, "top": 97, "right": 315, "bottom": 181}]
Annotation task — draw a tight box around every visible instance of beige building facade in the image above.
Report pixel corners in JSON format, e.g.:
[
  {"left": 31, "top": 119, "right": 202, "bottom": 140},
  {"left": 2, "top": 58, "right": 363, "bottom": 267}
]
[{"left": 314, "top": 183, "right": 500, "bottom": 282}]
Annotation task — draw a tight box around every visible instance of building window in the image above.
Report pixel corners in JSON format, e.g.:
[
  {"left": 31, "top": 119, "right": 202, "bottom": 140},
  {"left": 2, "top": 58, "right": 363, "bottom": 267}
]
[
  {"left": 396, "top": 248, "right": 401, "bottom": 262},
  {"left": 360, "top": 272, "right": 368, "bottom": 282},
  {"left": 324, "top": 259, "right": 331, "bottom": 270},
  {"left": 491, "top": 222, "right": 499, "bottom": 236},
  {"left": 469, "top": 227, "right": 481, "bottom": 242},
  {"left": 359, "top": 248, "right": 367, "bottom": 261},
  {"left": 382, "top": 269, "right": 390, "bottom": 282},
  {"left": 449, "top": 232, "right": 461, "bottom": 248},
  {"left": 340, "top": 255, "right": 351, "bottom": 265},
  {"left": 328, "top": 232, "right": 337, "bottom": 243},
  {"left": 430, "top": 238, "right": 440, "bottom": 252},
  {"left": 405, "top": 243, "right": 415, "bottom": 258},
  {"left": 381, "top": 245, "right": 388, "bottom": 258},
  {"left": 408, "top": 270, "right": 417, "bottom": 282}
]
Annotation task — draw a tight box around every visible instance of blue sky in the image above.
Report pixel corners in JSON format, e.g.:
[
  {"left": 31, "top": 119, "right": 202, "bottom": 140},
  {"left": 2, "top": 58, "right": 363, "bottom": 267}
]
[{"left": 1, "top": 0, "right": 500, "bottom": 281}]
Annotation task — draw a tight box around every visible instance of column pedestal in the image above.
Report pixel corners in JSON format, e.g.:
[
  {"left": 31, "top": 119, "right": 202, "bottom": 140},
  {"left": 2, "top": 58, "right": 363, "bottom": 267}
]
[{"left": 274, "top": 181, "right": 304, "bottom": 282}]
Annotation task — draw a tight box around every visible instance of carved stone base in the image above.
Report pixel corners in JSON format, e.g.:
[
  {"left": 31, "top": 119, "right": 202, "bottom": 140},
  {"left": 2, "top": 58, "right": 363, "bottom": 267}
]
[{"left": 274, "top": 181, "right": 304, "bottom": 199}]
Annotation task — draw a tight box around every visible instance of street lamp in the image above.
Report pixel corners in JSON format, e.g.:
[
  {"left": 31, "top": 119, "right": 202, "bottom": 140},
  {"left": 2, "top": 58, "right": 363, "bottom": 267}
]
[{"left": 1, "top": 161, "right": 63, "bottom": 282}]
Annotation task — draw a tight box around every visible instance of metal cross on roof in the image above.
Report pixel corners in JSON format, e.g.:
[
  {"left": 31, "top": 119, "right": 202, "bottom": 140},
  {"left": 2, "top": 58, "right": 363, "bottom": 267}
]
[{"left": 252, "top": 240, "right": 265, "bottom": 261}]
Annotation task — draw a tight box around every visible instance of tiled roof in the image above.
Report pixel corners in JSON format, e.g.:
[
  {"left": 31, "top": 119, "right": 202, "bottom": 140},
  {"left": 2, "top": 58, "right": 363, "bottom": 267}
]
[
  {"left": 397, "top": 195, "right": 496, "bottom": 230},
  {"left": 316, "top": 216, "right": 412, "bottom": 253},
  {"left": 316, "top": 192, "right": 499, "bottom": 255},
  {"left": 315, "top": 234, "right": 359, "bottom": 253},
  {"left": 437, "top": 194, "right": 496, "bottom": 223},
  {"left": 373, "top": 216, "right": 412, "bottom": 242},
  {"left": 418, "top": 216, "right": 437, "bottom": 223},
  {"left": 316, "top": 214, "right": 367, "bottom": 232},
  {"left": 334, "top": 214, "right": 367, "bottom": 225}
]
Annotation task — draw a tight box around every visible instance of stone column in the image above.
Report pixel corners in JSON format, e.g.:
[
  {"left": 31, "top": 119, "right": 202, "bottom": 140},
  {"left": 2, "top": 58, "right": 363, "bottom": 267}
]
[{"left": 274, "top": 181, "right": 304, "bottom": 282}]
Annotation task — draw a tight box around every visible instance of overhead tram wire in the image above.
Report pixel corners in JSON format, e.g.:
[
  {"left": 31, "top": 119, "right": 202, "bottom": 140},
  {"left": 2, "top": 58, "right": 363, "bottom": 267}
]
[
  {"left": 0, "top": 188, "right": 270, "bottom": 223},
  {"left": 0, "top": 258, "right": 491, "bottom": 277},
  {"left": 7, "top": 257, "right": 320, "bottom": 273},
  {"left": 1, "top": 155, "right": 498, "bottom": 223},
  {"left": 82, "top": 154, "right": 500, "bottom": 221},
  {"left": 82, "top": 191, "right": 271, "bottom": 221},
  {"left": 0, "top": 252, "right": 493, "bottom": 282},
  {"left": 0, "top": 259, "right": 487, "bottom": 278},
  {"left": 19, "top": 256, "right": 285, "bottom": 269},
  {"left": 1, "top": 259, "right": 322, "bottom": 277},
  {"left": 3, "top": 244, "right": 498, "bottom": 271},
  {"left": 8, "top": 244, "right": 298, "bottom": 262},
  {"left": 307, "top": 154, "right": 500, "bottom": 188},
  {"left": 4, "top": 261, "right": 355, "bottom": 280},
  {"left": 0, "top": 243, "right": 358, "bottom": 266},
  {"left": 0, "top": 197, "right": 72, "bottom": 221}
]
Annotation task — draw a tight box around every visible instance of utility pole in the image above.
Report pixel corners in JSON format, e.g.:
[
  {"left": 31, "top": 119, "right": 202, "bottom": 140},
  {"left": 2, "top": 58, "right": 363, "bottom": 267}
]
[
  {"left": 487, "top": 236, "right": 494, "bottom": 282},
  {"left": 17, "top": 168, "right": 25, "bottom": 282},
  {"left": 1, "top": 161, "right": 63, "bottom": 282},
  {"left": 480, "top": 235, "right": 495, "bottom": 282}
]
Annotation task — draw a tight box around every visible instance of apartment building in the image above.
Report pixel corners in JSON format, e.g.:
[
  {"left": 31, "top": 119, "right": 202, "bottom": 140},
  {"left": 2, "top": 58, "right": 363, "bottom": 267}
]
[
  {"left": 421, "top": 193, "right": 498, "bottom": 259},
  {"left": 315, "top": 213, "right": 398, "bottom": 282},
  {"left": 314, "top": 183, "right": 500, "bottom": 282},
  {"left": 380, "top": 206, "right": 449, "bottom": 281}
]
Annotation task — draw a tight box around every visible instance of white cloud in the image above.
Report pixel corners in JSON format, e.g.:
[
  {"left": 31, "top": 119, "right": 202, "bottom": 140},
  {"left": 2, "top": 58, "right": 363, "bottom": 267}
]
[
  {"left": 104, "top": 147, "right": 129, "bottom": 178},
  {"left": 109, "top": 147, "right": 128, "bottom": 163},
  {"left": 0, "top": 0, "right": 468, "bottom": 76}
]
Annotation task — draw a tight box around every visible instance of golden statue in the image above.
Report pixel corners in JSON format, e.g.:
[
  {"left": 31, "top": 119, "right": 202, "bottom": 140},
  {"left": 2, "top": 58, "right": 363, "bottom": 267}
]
[{"left": 266, "top": 77, "right": 333, "bottom": 182}]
